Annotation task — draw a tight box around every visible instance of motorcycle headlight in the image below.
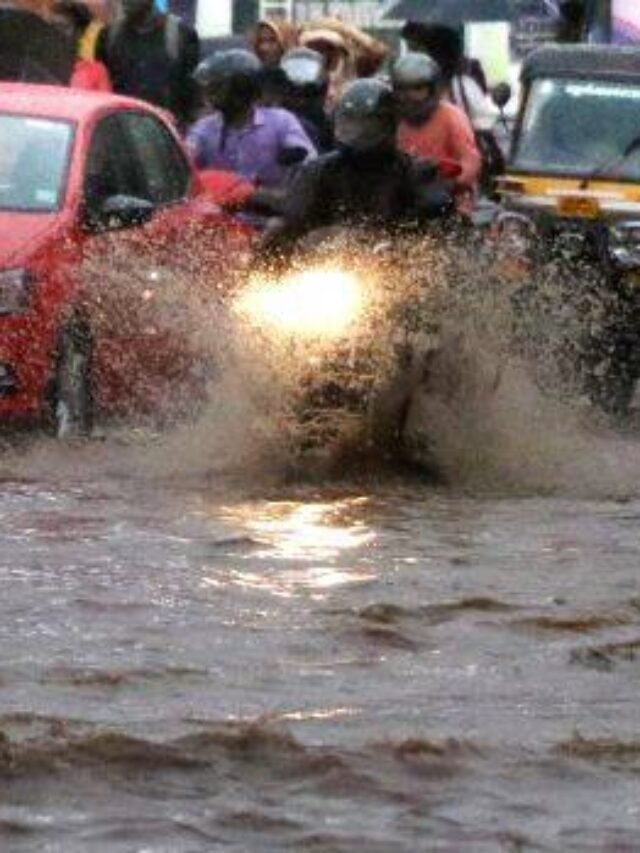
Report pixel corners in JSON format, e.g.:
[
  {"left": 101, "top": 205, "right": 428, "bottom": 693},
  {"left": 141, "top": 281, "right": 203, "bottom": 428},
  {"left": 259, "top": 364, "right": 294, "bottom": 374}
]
[
  {"left": 235, "top": 267, "right": 366, "bottom": 341},
  {"left": 609, "top": 221, "right": 640, "bottom": 269},
  {"left": 0, "top": 268, "right": 32, "bottom": 315}
]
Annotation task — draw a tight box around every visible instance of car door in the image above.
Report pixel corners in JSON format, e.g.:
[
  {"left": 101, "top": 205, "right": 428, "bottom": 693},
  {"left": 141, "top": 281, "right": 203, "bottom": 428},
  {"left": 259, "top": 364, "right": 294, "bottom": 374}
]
[
  {"left": 79, "top": 110, "right": 171, "bottom": 410},
  {"left": 82, "top": 109, "right": 248, "bottom": 413},
  {"left": 117, "top": 108, "right": 252, "bottom": 281}
]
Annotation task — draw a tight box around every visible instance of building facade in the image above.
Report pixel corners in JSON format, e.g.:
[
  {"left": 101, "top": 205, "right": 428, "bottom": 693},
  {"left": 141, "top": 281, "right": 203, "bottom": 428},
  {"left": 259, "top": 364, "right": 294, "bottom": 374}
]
[{"left": 193, "top": 0, "right": 389, "bottom": 35}]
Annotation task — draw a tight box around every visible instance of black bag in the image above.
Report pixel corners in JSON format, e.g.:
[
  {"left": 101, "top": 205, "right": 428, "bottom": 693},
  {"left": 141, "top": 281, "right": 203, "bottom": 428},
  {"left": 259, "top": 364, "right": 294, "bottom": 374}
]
[{"left": 474, "top": 128, "right": 505, "bottom": 196}]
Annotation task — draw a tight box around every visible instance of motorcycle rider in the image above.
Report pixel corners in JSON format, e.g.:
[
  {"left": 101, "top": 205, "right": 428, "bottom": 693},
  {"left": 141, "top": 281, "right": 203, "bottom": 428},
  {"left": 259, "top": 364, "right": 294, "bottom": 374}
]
[
  {"left": 187, "top": 49, "right": 317, "bottom": 190},
  {"left": 391, "top": 52, "right": 481, "bottom": 212},
  {"left": 263, "top": 77, "right": 454, "bottom": 254}
]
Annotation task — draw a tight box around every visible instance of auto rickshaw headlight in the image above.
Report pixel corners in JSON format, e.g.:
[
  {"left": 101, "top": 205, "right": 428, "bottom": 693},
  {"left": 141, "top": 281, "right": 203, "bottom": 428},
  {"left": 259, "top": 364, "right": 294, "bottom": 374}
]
[
  {"left": 609, "top": 221, "right": 640, "bottom": 270},
  {"left": 492, "top": 212, "right": 537, "bottom": 255}
]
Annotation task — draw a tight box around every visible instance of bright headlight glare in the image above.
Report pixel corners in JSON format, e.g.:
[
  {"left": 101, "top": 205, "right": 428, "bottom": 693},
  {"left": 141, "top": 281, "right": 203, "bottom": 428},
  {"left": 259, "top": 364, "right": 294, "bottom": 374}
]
[
  {"left": 235, "top": 268, "right": 366, "bottom": 339},
  {"left": 0, "top": 268, "right": 32, "bottom": 315}
]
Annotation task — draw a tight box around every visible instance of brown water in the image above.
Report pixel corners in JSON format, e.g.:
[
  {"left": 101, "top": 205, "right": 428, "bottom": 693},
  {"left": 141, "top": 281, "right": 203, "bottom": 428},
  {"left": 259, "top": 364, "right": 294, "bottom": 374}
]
[
  {"left": 1, "top": 414, "right": 640, "bottom": 853},
  {"left": 2, "top": 239, "right": 640, "bottom": 851}
]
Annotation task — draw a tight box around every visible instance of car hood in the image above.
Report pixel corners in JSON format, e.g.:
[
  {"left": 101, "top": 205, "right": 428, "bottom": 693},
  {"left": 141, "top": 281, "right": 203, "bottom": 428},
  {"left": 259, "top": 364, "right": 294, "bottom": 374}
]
[{"left": 0, "top": 210, "right": 62, "bottom": 267}]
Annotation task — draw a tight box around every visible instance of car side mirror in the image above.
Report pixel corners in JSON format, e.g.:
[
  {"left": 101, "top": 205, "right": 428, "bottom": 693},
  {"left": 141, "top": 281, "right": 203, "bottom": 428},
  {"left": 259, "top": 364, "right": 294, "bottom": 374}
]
[
  {"left": 85, "top": 194, "right": 155, "bottom": 232},
  {"left": 492, "top": 82, "right": 512, "bottom": 111}
]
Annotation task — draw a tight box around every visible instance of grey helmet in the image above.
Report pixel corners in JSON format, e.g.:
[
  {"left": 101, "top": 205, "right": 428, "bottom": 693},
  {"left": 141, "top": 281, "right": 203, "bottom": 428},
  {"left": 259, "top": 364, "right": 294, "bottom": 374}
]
[
  {"left": 391, "top": 51, "right": 442, "bottom": 90},
  {"left": 391, "top": 52, "right": 442, "bottom": 125},
  {"left": 334, "top": 78, "right": 397, "bottom": 153}
]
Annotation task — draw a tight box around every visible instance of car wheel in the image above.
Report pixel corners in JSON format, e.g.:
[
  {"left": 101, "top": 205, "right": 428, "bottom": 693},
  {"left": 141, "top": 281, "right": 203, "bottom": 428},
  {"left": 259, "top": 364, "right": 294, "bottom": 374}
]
[{"left": 51, "top": 316, "right": 94, "bottom": 438}]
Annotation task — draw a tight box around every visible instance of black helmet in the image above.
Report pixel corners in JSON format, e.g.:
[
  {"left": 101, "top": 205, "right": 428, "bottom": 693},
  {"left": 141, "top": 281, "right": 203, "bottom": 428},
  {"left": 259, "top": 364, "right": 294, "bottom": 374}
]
[
  {"left": 334, "top": 78, "right": 397, "bottom": 153},
  {"left": 194, "top": 49, "right": 262, "bottom": 115},
  {"left": 281, "top": 47, "right": 327, "bottom": 96},
  {"left": 391, "top": 53, "right": 442, "bottom": 126}
]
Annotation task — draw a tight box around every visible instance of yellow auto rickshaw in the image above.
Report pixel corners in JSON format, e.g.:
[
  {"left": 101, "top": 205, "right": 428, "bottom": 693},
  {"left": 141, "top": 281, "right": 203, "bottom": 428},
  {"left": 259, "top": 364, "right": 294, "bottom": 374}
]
[
  {"left": 498, "top": 44, "right": 640, "bottom": 266},
  {"left": 495, "top": 44, "right": 640, "bottom": 413}
]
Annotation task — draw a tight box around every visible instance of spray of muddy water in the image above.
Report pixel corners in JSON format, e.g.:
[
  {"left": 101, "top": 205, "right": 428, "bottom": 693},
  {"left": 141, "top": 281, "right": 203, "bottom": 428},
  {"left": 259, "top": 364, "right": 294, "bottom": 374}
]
[
  {"left": 7, "top": 227, "right": 640, "bottom": 497},
  {"left": 405, "top": 234, "right": 640, "bottom": 496}
]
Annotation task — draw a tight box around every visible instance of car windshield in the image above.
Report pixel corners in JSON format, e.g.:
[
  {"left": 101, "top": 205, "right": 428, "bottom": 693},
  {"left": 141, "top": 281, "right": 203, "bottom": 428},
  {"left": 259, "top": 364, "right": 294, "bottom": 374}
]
[
  {"left": 0, "top": 114, "right": 73, "bottom": 212},
  {"left": 512, "top": 78, "right": 640, "bottom": 180}
]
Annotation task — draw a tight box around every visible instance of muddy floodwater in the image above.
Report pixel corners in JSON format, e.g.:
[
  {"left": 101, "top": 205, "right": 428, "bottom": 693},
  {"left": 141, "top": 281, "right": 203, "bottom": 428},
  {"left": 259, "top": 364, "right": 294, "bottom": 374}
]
[{"left": 1, "top": 420, "right": 640, "bottom": 853}]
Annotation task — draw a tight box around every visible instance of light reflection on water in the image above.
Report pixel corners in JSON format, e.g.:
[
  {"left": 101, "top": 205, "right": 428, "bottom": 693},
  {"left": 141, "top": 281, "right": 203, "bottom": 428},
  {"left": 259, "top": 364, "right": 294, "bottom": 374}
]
[
  {"left": 203, "top": 497, "right": 377, "bottom": 598},
  {"left": 2, "top": 467, "right": 640, "bottom": 850},
  {"left": 221, "top": 497, "right": 376, "bottom": 560}
]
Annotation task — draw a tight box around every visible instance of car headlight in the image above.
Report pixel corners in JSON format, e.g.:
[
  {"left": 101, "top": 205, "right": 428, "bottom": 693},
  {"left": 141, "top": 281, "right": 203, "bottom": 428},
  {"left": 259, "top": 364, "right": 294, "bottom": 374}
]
[
  {"left": 609, "top": 221, "right": 640, "bottom": 269},
  {"left": 0, "top": 268, "right": 32, "bottom": 315}
]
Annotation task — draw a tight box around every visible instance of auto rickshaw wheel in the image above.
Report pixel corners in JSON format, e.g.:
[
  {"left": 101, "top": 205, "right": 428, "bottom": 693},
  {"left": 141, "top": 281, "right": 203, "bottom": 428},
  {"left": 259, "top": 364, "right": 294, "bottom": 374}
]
[
  {"left": 582, "top": 321, "right": 638, "bottom": 416},
  {"left": 511, "top": 265, "right": 639, "bottom": 415}
]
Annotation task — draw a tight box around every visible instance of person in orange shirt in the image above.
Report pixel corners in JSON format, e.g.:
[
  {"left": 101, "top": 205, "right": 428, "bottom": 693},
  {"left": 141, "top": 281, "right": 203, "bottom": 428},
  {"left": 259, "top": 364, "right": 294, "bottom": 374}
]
[
  {"left": 392, "top": 52, "right": 480, "bottom": 210},
  {"left": 51, "top": 0, "right": 112, "bottom": 92}
]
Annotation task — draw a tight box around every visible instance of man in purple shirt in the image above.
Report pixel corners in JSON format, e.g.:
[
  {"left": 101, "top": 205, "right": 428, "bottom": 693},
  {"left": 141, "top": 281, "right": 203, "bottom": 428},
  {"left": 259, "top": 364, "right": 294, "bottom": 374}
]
[{"left": 187, "top": 49, "right": 316, "bottom": 188}]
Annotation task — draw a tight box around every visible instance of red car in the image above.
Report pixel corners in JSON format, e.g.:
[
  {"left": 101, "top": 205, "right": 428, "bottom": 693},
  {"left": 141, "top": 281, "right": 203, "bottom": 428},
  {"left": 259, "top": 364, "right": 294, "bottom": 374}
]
[{"left": 0, "top": 83, "right": 254, "bottom": 435}]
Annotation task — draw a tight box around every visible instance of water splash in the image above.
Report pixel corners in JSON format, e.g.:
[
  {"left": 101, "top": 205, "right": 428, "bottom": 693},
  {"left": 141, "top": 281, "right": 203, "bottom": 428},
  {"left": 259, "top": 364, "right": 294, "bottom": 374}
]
[{"left": 3, "top": 228, "right": 640, "bottom": 497}]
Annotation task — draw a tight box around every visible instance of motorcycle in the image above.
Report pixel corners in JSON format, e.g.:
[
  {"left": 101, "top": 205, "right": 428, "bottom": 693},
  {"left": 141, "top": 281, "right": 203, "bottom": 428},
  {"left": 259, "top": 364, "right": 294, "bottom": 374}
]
[
  {"left": 202, "top": 159, "right": 482, "bottom": 472},
  {"left": 228, "top": 227, "right": 449, "bottom": 470}
]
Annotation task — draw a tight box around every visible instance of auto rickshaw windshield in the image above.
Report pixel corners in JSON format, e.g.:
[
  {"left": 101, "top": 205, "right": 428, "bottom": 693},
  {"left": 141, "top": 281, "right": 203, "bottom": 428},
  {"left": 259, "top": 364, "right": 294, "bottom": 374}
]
[{"left": 512, "top": 78, "right": 640, "bottom": 181}]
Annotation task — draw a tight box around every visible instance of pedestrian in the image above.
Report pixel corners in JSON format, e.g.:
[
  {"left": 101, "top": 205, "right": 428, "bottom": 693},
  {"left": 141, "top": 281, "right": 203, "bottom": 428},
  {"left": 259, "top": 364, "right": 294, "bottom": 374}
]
[
  {"left": 298, "top": 27, "right": 354, "bottom": 108},
  {"left": 302, "top": 16, "right": 388, "bottom": 78},
  {"left": 187, "top": 49, "right": 316, "bottom": 190},
  {"left": 250, "top": 17, "right": 299, "bottom": 106},
  {"left": 391, "top": 52, "right": 481, "bottom": 213},
  {"left": 96, "top": 0, "right": 199, "bottom": 128},
  {"left": 251, "top": 18, "right": 298, "bottom": 69},
  {"left": 76, "top": 0, "right": 108, "bottom": 61},
  {"left": 50, "top": 0, "right": 112, "bottom": 91}
]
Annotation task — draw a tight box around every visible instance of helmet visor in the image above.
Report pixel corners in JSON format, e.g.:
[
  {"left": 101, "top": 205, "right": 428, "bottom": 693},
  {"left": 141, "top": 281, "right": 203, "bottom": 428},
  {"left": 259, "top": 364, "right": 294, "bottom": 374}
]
[{"left": 282, "top": 54, "right": 324, "bottom": 87}]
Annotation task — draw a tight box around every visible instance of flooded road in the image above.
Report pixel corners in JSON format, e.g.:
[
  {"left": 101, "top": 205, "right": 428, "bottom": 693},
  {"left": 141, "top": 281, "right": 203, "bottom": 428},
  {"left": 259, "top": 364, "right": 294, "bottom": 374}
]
[{"left": 1, "top": 430, "right": 639, "bottom": 852}]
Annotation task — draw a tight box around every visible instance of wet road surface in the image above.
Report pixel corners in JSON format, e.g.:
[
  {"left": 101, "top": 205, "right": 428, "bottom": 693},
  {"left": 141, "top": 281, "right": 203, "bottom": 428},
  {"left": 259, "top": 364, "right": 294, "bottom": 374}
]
[{"left": 0, "top": 431, "right": 639, "bottom": 852}]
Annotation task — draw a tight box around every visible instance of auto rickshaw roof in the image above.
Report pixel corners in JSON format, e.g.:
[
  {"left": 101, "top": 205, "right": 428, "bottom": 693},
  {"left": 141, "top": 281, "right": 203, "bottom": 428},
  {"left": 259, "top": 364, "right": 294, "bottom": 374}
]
[{"left": 521, "top": 45, "right": 640, "bottom": 85}]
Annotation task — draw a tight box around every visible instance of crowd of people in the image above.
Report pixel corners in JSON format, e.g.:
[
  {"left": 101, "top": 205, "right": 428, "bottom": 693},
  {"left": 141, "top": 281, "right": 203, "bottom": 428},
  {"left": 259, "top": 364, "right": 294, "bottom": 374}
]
[{"left": 47, "top": 1, "right": 508, "bottom": 231}]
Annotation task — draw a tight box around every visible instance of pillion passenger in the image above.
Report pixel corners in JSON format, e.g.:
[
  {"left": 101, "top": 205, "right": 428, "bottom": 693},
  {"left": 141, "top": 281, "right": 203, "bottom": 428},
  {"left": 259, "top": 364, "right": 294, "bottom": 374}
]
[
  {"left": 391, "top": 52, "right": 481, "bottom": 213},
  {"left": 187, "top": 49, "right": 316, "bottom": 190}
]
